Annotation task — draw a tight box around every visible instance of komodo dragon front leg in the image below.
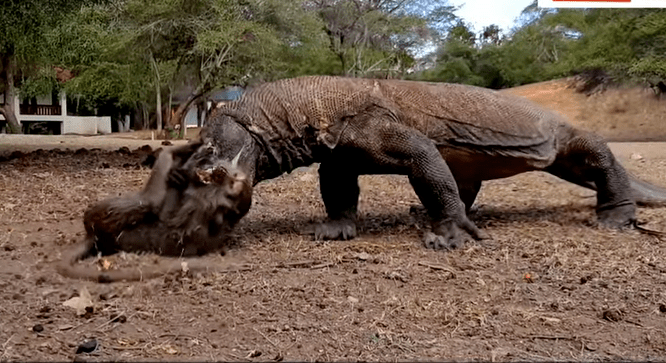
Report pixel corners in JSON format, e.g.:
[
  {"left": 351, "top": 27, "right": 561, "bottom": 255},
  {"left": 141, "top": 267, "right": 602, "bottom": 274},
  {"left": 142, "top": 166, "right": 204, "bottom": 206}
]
[
  {"left": 316, "top": 158, "right": 360, "bottom": 240},
  {"left": 317, "top": 105, "right": 489, "bottom": 249}
]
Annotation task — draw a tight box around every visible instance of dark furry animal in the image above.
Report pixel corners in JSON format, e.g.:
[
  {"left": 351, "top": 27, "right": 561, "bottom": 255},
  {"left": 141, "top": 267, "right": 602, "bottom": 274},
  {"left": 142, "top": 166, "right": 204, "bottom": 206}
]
[{"left": 57, "top": 141, "right": 252, "bottom": 282}]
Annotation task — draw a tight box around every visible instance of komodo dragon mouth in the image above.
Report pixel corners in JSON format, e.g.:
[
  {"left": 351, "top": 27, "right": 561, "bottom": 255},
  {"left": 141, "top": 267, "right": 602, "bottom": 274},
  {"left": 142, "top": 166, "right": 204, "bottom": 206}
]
[{"left": 187, "top": 141, "right": 247, "bottom": 185}]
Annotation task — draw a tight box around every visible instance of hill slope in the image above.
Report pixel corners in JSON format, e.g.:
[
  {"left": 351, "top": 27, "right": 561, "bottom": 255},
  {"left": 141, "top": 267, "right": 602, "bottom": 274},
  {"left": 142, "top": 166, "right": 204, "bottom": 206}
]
[{"left": 502, "top": 79, "right": 666, "bottom": 142}]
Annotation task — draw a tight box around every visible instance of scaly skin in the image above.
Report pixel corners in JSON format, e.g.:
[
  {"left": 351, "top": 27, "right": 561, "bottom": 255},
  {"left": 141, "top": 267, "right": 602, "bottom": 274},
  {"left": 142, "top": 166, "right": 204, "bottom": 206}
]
[{"left": 194, "top": 76, "right": 666, "bottom": 250}]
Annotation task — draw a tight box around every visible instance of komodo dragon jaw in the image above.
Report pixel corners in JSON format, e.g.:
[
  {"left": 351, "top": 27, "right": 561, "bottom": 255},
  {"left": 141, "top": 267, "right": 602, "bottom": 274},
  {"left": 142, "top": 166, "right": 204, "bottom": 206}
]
[{"left": 189, "top": 115, "right": 265, "bottom": 186}]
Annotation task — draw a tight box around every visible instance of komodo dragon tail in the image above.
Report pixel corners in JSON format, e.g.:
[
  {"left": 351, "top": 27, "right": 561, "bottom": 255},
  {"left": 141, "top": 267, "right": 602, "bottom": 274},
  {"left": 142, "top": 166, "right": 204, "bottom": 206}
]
[{"left": 629, "top": 174, "right": 666, "bottom": 207}]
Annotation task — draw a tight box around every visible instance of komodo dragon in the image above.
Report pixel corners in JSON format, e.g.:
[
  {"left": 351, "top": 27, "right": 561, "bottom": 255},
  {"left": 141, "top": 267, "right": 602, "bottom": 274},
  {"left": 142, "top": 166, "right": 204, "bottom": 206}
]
[{"left": 191, "top": 75, "right": 666, "bottom": 249}]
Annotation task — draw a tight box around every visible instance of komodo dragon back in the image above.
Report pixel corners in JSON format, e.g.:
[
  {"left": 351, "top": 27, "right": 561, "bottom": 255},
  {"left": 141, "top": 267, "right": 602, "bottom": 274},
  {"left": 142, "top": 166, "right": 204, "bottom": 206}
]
[
  {"left": 217, "top": 76, "right": 383, "bottom": 148},
  {"left": 379, "top": 80, "right": 562, "bottom": 165},
  {"left": 218, "top": 76, "right": 562, "bottom": 166}
]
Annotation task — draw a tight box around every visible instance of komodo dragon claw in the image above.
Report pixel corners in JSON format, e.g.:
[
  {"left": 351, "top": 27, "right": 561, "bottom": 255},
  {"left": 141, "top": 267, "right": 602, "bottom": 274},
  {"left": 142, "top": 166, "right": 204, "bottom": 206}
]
[
  {"left": 302, "top": 219, "right": 358, "bottom": 241},
  {"left": 633, "top": 221, "right": 666, "bottom": 239}
]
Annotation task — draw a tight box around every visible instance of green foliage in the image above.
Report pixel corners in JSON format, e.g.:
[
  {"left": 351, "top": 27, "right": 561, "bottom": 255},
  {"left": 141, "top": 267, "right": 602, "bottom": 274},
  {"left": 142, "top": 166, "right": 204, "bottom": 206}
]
[
  {"left": 313, "top": 0, "right": 438, "bottom": 77},
  {"left": 556, "top": 9, "right": 666, "bottom": 82},
  {"left": 0, "top": 0, "right": 103, "bottom": 93},
  {"left": 18, "top": 67, "right": 61, "bottom": 99},
  {"left": 10, "top": 0, "right": 666, "bottom": 135}
]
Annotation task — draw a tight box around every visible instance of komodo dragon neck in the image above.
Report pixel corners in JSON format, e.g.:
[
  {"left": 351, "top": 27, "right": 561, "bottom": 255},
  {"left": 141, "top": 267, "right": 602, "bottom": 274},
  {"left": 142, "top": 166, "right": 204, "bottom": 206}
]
[
  {"left": 219, "top": 102, "right": 326, "bottom": 184},
  {"left": 220, "top": 76, "right": 384, "bottom": 183}
]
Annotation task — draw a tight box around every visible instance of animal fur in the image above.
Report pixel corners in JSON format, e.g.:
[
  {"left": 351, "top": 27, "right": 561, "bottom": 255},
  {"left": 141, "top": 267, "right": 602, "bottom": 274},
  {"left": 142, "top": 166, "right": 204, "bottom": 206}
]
[{"left": 57, "top": 141, "right": 252, "bottom": 282}]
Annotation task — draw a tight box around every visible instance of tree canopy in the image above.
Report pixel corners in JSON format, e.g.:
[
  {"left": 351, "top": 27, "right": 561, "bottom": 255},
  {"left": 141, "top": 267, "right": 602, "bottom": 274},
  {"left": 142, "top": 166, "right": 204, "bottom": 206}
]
[{"left": 3, "top": 0, "right": 666, "bottom": 135}]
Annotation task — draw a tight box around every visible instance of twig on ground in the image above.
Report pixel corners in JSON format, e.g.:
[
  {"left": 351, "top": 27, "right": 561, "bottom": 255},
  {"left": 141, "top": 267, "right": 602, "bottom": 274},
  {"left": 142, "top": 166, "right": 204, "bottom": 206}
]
[
  {"left": 311, "top": 262, "right": 335, "bottom": 269},
  {"left": 418, "top": 261, "right": 456, "bottom": 275},
  {"left": 528, "top": 335, "right": 574, "bottom": 340},
  {"left": 0, "top": 334, "right": 16, "bottom": 360},
  {"left": 252, "top": 327, "right": 280, "bottom": 349},
  {"left": 278, "top": 260, "right": 317, "bottom": 268}
]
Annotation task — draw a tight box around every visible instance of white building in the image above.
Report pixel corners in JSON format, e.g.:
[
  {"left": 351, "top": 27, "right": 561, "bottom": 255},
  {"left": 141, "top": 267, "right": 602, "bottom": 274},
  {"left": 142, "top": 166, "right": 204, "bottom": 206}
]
[{"left": 0, "top": 91, "right": 111, "bottom": 135}]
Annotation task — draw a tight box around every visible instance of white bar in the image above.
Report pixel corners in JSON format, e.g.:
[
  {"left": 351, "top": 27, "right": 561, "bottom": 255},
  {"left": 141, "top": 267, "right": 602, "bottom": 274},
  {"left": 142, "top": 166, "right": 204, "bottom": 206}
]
[{"left": 540, "top": 0, "right": 666, "bottom": 7}]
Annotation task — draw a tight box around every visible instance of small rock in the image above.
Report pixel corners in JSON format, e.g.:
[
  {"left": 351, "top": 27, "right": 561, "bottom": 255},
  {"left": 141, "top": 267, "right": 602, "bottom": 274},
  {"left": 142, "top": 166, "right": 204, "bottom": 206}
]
[
  {"left": 101, "top": 162, "right": 110, "bottom": 168},
  {"left": 161, "top": 140, "right": 172, "bottom": 146},
  {"left": 110, "top": 313, "right": 127, "bottom": 323},
  {"left": 523, "top": 272, "right": 535, "bottom": 283},
  {"left": 247, "top": 350, "right": 261, "bottom": 358},
  {"left": 602, "top": 309, "right": 622, "bottom": 322},
  {"left": 9, "top": 150, "right": 26, "bottom": 159},
  {"left": 630, "top": 153, "right": 643, "bottom": 160},
  {"left": 541, "top": 317, "right": 561, "bottom": 324},
  {"left": 355, "top": 252, "right": 372, "bottom": 261},
  {"left": 99, "top": 292, "right": 115, "bottom": 301},
  {"left": 76, "top": 339, "right": 98, "bottom": 354},
  {"left": 32, "top": 324, "right": 44, "bottom": 333},
  {"left": 659, "top": 304, "right": 666, "bottom": 313},
  {"left": 384, "top": 270, "right": 410, "bottom": 283},
  {"left": 347, "top": 296, "right": 359, "bottom": 304}
]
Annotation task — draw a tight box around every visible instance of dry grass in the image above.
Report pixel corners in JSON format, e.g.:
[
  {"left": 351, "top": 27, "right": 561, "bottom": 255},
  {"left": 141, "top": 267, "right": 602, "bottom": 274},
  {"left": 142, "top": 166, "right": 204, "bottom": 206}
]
[
  {"left": 2, "top": 80, "right": 666, "bottom": 361},
  {"left": 1, "top": 147, "right": 666, "bottom": 361}
]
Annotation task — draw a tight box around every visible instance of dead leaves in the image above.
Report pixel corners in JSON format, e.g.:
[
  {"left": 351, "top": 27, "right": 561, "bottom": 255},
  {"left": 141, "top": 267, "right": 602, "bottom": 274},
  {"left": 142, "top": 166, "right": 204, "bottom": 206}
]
[{"left": 63, "top": 286, "right": 94, "bottom": 316}]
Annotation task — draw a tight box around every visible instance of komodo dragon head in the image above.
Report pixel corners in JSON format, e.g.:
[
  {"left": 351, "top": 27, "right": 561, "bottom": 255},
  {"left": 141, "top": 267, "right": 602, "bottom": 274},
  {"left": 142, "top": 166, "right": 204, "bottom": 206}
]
[{"left": 187, "top": 111, "right": 268, "bottom": 186}]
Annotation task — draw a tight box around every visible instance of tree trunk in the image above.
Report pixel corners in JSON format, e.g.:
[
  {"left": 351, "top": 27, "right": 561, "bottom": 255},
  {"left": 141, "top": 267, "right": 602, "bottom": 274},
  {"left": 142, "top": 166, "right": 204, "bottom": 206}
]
[
  {"left": 1, "top": 54, "right": 22, "bottom": 134},
  {"left": 167, "top": 87, "right": 173, "bottom": 129},
  {"left": 172, "top": 90, "right": 205, "bottom": 139},
  {"left": 155, "top": 86, "right": 162, "bottom": 132},
  {"left": 149, "top": 52, "right": 162, "bottom": 131},
  {"left": 138, "top": 101, "right": 150, "bottom": 130},
  {"left": 196, "top": 100, "right": 204, "bottom": 127}
]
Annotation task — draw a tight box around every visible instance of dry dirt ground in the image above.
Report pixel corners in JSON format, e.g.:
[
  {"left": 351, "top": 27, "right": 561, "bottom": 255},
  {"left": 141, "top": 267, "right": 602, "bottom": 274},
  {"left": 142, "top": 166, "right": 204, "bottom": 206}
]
[{"left": 2, "top": 80, "right": 666, "bottom": 362}]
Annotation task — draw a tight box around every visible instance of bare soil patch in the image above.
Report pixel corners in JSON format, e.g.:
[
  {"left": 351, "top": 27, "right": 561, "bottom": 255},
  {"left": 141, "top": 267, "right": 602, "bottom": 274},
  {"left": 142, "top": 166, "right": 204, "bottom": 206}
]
[
  {"left": 502, "top": 79, "right": 666, "bottom": 142},
  {"left": 1, "top": 81, "right": 666, "bottom": 361}
]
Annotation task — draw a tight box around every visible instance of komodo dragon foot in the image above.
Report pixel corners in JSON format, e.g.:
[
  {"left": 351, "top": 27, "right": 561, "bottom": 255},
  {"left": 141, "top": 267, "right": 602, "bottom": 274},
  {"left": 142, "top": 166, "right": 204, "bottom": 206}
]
[
  {"left": 597, "top": 201, "right": 636, "bottom": 229},
  {"left": 424, "top": 217, "right": 491, "bottom": 250},
  {"left": 311, "top": 219, "right": 357, "bottom": 240}
]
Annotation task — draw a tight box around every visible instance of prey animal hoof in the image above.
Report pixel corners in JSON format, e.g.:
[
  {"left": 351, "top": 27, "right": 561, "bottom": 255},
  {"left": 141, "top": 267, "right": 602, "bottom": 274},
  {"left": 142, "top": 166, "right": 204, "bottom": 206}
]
[{"left": 309, "top": 219, "right": 357, "bottom": 241}]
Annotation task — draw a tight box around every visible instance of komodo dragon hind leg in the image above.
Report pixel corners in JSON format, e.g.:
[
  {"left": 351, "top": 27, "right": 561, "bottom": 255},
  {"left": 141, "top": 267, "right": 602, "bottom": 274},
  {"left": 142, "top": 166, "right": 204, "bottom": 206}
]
[
  {"left": 313, "top": 157, "right": 360, "bottom": 240},
  {"left": 546, "top": 130, "right": 636, "bottom": 229}
]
